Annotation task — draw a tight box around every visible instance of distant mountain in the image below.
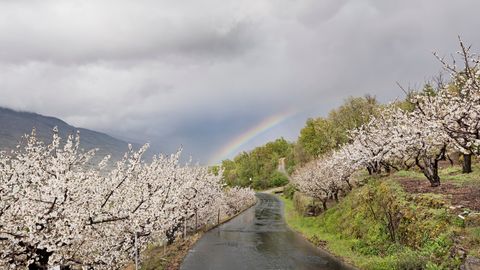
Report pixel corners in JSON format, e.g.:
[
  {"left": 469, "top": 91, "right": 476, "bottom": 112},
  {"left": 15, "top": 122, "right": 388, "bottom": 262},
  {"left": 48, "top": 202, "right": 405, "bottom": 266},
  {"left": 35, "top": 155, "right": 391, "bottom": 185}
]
[{"left": 0, "top": 107, "right": 134, "bottom": 161}]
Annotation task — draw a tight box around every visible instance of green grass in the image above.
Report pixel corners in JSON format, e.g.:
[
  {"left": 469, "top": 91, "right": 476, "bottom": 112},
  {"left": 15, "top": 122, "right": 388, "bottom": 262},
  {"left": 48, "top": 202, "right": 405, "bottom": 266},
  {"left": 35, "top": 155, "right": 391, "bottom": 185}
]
[
  {"left": 280, "top": 178, "right": 466, "bottom": 270},
  {"left": 464, "top": 227, "right": 480, "bottom": 257},
  {"left": 440, "top": 166, "right": 480, "bottom": 184},
  {"left": 393, "top": 164, "right": 480, "bottom": 186},
  {"left": 281, "top": 195, "right": 400, "bottom": 269},
  {"left": 393, "top": 170, "right": 424, "bottom": 180}
]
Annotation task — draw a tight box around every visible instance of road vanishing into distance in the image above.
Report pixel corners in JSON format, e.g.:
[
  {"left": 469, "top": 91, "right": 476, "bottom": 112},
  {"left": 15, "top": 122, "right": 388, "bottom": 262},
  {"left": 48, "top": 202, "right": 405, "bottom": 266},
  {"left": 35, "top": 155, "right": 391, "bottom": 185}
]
[{"left": 181, "top": 193, "right": 354, "bottom": 270}]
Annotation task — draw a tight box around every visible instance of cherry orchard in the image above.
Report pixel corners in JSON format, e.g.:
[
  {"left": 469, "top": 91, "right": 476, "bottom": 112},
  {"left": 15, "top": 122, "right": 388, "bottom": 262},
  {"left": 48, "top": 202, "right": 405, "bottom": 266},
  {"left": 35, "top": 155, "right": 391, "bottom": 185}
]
[
  {"left": 293, "top": 41, "right": 480, "bottom": 202},
  {"left": 293, "top": 104, "right": 452, "bottom": 203},
  {"left": 0, "top": 128, "right": 255, "bottom": 269},
  {"left": 415, "top": 38, "right": 480, "bottom": 174}
]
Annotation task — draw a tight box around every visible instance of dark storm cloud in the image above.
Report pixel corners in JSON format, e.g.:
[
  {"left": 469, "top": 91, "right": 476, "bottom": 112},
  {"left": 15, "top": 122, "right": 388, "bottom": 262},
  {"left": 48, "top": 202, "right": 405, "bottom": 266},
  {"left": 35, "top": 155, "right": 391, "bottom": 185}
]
[{"left": 0, "top": 0, "right": 479, "bottom": 163}]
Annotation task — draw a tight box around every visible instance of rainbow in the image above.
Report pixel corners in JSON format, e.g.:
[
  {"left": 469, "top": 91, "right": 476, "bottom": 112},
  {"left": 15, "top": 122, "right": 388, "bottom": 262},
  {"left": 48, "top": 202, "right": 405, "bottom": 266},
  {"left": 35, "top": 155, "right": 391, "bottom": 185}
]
[{"left": 209, "top": 109, "right": 296, "bottom": 164}]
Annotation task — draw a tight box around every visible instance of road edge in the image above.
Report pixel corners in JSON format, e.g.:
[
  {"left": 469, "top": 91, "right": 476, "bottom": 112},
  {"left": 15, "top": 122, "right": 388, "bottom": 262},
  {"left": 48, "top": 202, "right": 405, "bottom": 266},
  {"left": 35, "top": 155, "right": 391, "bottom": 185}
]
[
  {"left": 176, "top": 198, "right": 258, "bottom": 269},
  {"left": 276, "top": 194, "right": 360, "bottom": 270}
]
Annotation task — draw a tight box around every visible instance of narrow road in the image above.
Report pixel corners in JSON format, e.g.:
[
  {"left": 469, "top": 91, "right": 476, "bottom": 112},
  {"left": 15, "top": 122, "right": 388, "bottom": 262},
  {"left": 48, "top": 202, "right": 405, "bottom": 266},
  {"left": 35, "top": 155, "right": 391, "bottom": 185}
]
[{"left": 181, "top": 193, "right": 353, "bottom": 270}]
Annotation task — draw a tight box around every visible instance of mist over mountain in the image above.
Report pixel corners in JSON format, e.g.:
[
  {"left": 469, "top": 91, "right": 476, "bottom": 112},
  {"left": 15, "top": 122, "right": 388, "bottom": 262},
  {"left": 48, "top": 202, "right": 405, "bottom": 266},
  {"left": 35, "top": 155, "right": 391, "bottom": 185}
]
[{"left": 0, "top": 107, "right": 135, "bottom": 161}]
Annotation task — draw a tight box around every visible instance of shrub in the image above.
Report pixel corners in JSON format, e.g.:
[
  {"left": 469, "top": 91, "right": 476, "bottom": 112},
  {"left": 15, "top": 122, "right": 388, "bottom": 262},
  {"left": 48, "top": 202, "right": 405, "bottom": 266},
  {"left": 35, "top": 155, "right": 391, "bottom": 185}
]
[
  {"left": 270, "top": 171, "right": 289, "bottom": 187},
  {"left": 293, "top": 192, "right": 322, "bottom": 216},
  {"left": 395, "top": 249, "right": 427, "bottom": 270},
  {"left": 283, "top": 183, "right": 296, "bottom": 199},
  {"left": 317, "top": 179, "right": 462, "bottom": 268}
]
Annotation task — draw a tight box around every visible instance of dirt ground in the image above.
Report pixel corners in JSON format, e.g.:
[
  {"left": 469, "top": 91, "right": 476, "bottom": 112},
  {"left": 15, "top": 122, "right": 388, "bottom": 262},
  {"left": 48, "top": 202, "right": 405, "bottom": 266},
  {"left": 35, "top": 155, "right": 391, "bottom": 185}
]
[
  {"left": 124, "top": 233, "right": 201, "bottom": 270},
  {"left": 398, "top": 178, "right": 480, "bottom": 211}
]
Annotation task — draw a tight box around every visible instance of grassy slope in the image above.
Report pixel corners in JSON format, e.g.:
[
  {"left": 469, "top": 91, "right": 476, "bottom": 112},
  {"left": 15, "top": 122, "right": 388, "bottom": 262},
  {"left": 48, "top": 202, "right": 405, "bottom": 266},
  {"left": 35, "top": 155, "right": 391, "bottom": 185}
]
[
  {"left": 281, "top": 194, "right": 410, "bottom": 269},
  {"left": 394, "top": 165, "right": 480, "bottom": 185},
  {"left": 281, "top": 166, "right": 480, "bottom": 270}
]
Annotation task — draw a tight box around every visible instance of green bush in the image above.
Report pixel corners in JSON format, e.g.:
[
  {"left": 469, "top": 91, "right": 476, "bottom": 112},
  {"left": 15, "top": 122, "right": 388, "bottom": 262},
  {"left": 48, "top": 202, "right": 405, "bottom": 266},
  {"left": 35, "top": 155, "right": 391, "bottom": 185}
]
[
  {"left": 293, "top": 192, "right": 321, "bottom": 216},
  {"left": 270, "top": 171, "right": 289, "bottom": 187},
  {"left": 395, "top": 249, "right": 427, "bottom": 270},
  {"left": 314, "top": 179, "right": 462, "bottom": 269},
  {"left": 221, "top": 138, "right": 296, "bottom": 190},
  {"left": 283, "top": 183, "right": 296, "bottom": 199}
]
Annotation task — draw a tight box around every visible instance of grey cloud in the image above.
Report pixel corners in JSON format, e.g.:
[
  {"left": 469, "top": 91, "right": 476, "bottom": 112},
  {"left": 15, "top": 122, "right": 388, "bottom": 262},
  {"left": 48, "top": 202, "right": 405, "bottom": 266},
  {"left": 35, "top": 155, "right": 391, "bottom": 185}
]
[
  {"left": 0, "top": 0, "right": 480, "bottom": 163},
  {"left": 0, "top": 1, "right": 260, "bottom": 64}
]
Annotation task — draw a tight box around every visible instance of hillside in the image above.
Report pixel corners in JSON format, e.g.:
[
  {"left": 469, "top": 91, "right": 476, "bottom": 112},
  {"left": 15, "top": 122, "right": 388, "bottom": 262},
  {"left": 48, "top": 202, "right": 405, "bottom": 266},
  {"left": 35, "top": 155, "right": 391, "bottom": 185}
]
[
  {"left": 282, "top": 165, "right": 480, "bottom": 269},
  {"left": 0, "top": 107, "right": 133, "bottom": 161}
]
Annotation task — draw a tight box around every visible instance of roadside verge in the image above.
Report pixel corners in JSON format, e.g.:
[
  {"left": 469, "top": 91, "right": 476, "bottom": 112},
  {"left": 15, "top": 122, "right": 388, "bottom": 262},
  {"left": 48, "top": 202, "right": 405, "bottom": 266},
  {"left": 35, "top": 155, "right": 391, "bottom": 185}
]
[{"left": 133, "top": 199, "right": 258, "bottom": 270}]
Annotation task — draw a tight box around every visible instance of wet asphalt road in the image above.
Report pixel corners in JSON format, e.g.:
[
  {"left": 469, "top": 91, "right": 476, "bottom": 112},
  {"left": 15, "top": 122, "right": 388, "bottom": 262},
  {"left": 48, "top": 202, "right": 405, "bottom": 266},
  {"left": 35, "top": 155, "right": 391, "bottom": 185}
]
[{"left": 181, "top": 193, "right": 353, "bottom": 270}]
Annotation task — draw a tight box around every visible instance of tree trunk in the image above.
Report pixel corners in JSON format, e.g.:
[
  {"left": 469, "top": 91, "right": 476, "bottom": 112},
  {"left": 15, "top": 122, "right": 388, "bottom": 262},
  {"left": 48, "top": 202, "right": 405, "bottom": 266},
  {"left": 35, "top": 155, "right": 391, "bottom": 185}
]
[
  {"left": 333, "top": 192, "right": 339, "bottom": 203},
  {"left": 384, "top": 164, "right": 391, "bottom": 174},
  {"left": 429, "top": 175, "right": 440, "bottom": 187},
  {"left": 463, "top": 153, "right": 472, "bottom": 174},
  {"left": 28, "top": 248, "right": 52, "bottom": 270},
  {"left": 424, "top": 160, "right": 440, "bottom": 187},
  {"left": 166, "top": 223, "right": 181, "bottom": 244},
  {"left": 446, "top": 154, "right": 454, "bottom": 166},
  {"left": 416, "top": 157, "right": 441, "bottom": 187},
  {"left": 195, "top": 209, "right": 198, "bottom": 231},
  {"left": 344, "top": 179, "right": 352, "bottom": 191},
  {"left": 376, "top": 162, "right": 382, "bottom": 174},
  {"left": 183, "top": 218, "right": 187, "bottom": 238},
  {"left": 322, "top": 200, "right": 327, "bottom": 211},
  {"left": 166, "top": 229, "right": 175, "bottom": 245}
]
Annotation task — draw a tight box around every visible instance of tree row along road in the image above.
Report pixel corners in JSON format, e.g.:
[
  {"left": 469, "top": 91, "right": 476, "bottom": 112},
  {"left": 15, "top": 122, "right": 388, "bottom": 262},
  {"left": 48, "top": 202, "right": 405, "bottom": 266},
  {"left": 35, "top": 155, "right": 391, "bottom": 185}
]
[{"left": 181, "top": 193, "right": 353, "bottom": 270}]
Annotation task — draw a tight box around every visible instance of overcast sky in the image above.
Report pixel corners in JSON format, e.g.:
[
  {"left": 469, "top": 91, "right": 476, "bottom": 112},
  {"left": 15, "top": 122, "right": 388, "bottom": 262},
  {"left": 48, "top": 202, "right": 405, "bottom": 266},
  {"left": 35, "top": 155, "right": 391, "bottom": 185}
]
[{"left": 0, "top": 0, "right": 479, "bottom": 164}]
